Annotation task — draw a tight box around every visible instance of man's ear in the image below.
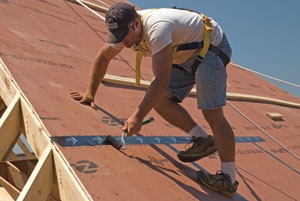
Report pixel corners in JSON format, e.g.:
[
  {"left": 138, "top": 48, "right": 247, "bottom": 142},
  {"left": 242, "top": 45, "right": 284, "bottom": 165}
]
[
  {"left": 134, "top": 18, "right": 140, "bottom": 28},
  {"left": 132, "top": 24, "right": 136, "bottom": 31}
]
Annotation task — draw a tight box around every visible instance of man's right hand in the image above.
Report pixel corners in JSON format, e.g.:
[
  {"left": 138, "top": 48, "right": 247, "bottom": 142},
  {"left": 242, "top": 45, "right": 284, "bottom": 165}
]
[{"left": 70, "top": 91, "right": 96, "bottom": 109}]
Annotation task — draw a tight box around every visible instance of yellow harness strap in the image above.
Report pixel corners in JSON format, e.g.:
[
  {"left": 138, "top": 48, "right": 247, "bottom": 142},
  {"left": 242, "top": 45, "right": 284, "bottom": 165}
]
[
  {"left": 135, "top": 51, "right": 142, "bottom": 86},
  {"left": 134, "top": 11, "right": 151, "bottom": 86},
  {"left": 135, "top": 38, "right": 150, "bottom": 86},
  {"left": 198, "top": 14, "right": 213, "bottom": 60}
]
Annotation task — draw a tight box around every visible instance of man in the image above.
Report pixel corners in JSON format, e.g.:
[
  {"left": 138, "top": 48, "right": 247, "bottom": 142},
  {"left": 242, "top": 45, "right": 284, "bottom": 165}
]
[{"left": 70, "top": 2, "right": 238, "bottom": 197}]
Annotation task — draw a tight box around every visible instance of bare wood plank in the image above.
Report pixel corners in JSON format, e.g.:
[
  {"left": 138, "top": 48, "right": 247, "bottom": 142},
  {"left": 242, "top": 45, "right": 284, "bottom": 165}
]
[
  {"left": 0, "top": 187, "right": 15, "bottom": 201},
  {"left": 25, "top": 160, "right": 36, "bottom": 176},
  {"left": 17, "top": 146, "right": 54, "bottom": 201},
  {"left": 0, "top": 94, "right": 22, "bottom": 161},
  {"left": 66, "top": 0, "right": 108, "bottom": 13},
  {"left": 0, "top": 71, "right": 14, "bottom": 105},
  {"left": 6, "top": 161, "right": 28, "bottom": 190},
  {"left": 103, "top": 74, "right": 150, "bottom": 89},
  {"left": 0, "top": 58, "right": 18, "bottom": 105},
  {"left": 0, "top": 162, "right": 8, "bottom": 179},
  {"left": 1, "top": 58, "right": 91, "bottom": 200},
  {"left": 20, "top": 96, "right": 50, "bottom": 159},
  {"left": 53, "top": 151, "right": 92, "bottom": 201},
  {"left": 0, "top": 98, "right": 6, "bottom": 118},
  {"left": 103, "top": 74, "right": 300, "bottom": 108},
  {"left": 17, "top": 139, "right": 35, "bottom": 160},
  {"left": 226, "top": 92, "right": 300, "bottom": 108},
  {"left": 8, "top": 152, "right": 19, "bottom": 161},
  {"left": 0, "top": 176, "right": 20, "bottom": 200},
  {"left": 265, "top": 112, "right": 283, "bottom": 121},
  {"left": 92, "top": 0, "right": 109, "bottom": 8}
]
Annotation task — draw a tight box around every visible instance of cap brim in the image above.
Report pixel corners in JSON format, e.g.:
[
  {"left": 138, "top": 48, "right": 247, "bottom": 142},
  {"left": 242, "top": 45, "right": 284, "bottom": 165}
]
[{"left": 106, "top": 29, "right": 128, "bottom": 44}]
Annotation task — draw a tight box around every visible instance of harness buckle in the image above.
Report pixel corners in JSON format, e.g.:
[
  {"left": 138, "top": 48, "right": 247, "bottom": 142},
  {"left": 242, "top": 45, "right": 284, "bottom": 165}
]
[
  {"left": 196, "top": 55, "right": 204, "bottom": 62},
  {"left": 173, "top": 46, "right": 179, "bottom": 53}
]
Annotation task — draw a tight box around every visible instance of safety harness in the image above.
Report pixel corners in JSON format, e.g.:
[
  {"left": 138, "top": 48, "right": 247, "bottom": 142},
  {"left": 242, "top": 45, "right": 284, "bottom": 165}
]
[{"left": 134, "top": 8, "right": 230, "bottom": 86}]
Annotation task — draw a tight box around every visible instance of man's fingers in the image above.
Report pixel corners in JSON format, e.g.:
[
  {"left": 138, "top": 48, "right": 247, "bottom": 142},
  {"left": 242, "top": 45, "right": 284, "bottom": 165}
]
[
  {"left": 69, "top": 91, "right": 78, "bottom": 95},
  {"left": 69, "top": 91, "right": 81, "bottom": 96},
  {"left": 72, "top": 95, "right": 83, "bottom": 101},
  {"left": 69, "top": 91, "right": 83, "bottom": 101},
  {"left": 70, "top": 91, "right": 95, "bottom": 109}
]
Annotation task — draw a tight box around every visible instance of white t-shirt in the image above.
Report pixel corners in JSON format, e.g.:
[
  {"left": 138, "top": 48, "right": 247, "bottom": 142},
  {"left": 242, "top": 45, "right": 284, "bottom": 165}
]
[{"left": 113, "top": 8, "right": 223, "bottom": 64}]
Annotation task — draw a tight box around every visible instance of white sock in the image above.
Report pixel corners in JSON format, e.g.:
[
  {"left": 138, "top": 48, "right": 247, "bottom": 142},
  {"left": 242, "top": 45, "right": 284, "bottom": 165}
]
[
  {"left": 221, "top": 162, "right": 236, "bottom": 184},
  {"left": 188, "top": 125, "right": 208, "bottom": 138}
]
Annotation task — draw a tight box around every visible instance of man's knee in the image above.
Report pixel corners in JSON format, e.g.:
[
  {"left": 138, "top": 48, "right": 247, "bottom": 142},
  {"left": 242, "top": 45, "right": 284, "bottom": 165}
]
[
  {"left": 154, "top": 91, "right": 176, "bottom": 110},
  {"left": 202, "top": 108, "right": 224, "bottom": 124}
]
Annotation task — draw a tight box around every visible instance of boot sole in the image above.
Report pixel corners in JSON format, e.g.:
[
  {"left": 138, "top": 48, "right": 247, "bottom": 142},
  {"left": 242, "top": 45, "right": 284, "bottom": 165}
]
[{"left": 177, "top": 147, "right": 217, "bottom": 162}]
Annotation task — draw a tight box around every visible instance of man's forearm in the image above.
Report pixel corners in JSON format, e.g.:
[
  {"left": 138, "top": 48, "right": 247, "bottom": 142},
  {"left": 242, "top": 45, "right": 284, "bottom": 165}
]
[
  {"left": 85, "top": 54, "right": 109, "bottom": 99},
  {"left": 132, "top": 44, "right": 173, "bottom": 120},
  {"left": 85, "top": 44, "right": 123, "bottom": 99},
  {"left": 133, "top": 75, "right": 168, "bottom": 119}
]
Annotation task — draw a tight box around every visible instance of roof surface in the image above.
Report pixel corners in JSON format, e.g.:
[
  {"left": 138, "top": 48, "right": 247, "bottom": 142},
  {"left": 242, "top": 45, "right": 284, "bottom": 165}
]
[{"left": 0, "top": 0, "right": 300, "bottom": 200}]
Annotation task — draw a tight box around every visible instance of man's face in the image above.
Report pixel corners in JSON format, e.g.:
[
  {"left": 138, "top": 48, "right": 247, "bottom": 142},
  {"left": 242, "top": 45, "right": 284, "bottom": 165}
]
[{"left": 121, "top": 20, "right": 141, "bottom": 48}]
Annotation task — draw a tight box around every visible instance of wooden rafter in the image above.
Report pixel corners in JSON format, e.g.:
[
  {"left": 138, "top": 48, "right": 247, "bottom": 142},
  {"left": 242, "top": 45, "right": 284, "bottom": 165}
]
[
  {"left": 0, "top": 57, "right": 92, "bottom": 200},
  {"left": 0, "top": 94, "right": 22, "bottom": 161}
]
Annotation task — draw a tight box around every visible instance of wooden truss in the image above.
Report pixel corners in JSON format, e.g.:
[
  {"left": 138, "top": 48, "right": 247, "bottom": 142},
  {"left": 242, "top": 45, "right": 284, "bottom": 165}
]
[{"left": 0, "top": 58, "right": 92, "bottom": 201}]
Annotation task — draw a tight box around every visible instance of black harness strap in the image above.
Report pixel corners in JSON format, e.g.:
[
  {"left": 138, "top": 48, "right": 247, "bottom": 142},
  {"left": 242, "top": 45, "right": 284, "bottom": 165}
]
[{"left": 174, "top": 41, "right": 230, "bottom": 67}]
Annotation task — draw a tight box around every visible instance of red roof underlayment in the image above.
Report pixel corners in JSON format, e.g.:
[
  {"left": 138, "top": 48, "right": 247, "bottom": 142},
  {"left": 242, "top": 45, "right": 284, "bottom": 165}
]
[{"left": 0, "top": 0, "right": 299, "bottom": 200}]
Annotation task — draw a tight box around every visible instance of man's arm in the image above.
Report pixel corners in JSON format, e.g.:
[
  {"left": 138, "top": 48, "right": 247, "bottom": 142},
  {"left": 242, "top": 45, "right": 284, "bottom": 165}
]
[
  {"left": 85, "top": 44, "right": 122, "bottom": 100},
  {"left": 124, "top": 43, "right": 173, "bottom": 135},
  {"left": 70, "top": 43, "right": 122, "bottom": 107}
]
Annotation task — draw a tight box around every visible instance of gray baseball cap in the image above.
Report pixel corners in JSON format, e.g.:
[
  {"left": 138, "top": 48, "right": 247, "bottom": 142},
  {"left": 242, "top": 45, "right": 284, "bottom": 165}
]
[{"left": 105, "top": 2, "right": 138, "bottom": 44}]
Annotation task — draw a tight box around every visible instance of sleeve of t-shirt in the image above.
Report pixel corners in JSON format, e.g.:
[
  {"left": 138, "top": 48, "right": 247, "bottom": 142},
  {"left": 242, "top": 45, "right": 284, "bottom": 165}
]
[{"left": 148, "top": 21, "right": 173, "bottom": 56}]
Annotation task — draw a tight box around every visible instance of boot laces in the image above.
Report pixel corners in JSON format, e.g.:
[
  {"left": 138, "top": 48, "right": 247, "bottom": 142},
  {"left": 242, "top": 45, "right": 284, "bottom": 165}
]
[
  {"left": 212, "top": 170, "right": 232, "bottom": 182},
  {"left": 184, "top": 136, "right": 199, "bottom": 150}
]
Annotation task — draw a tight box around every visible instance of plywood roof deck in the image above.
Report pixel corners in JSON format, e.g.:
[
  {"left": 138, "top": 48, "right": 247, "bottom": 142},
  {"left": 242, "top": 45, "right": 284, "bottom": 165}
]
[{"left": 0, "top": 0, "right": 299, "bottom": 200}]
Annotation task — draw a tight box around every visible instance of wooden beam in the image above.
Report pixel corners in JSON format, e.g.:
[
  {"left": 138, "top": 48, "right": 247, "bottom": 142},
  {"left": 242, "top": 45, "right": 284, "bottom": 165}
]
[
  {"left": 17, "top": 138, "right": 35, "bottom": 160},
  {"left": 20, "top": 96, "right": 50, "bottom": 159},
  {"left": 52, "top": 150, "right": 93, "bottom": 201},
  {"left": 0, "top": 94, "right": 22, "bottom": 161},
  {"left": 92, "top": 0, "right": 109, "bottom": 8},
  {"left": 103, "top": 74, "right": 300, "bottom": 109},
  {"left": 265, "top": 112, "right": 283, "bottom": 121},
  {"left": 0, "top": 70, "right": 14, "bottom": 105},
  {"left": 226, "top": 92, "right": 300, "bottom": 108},
  {"left": 8, "top": 152, "right": 19, "bottom": 161},
  {"left": 0, "top": 58, "right": 18, "bottom": 105},
  {"left": 0, "top": 186, "right": 14, "bottom": 201},
  {"left": 0, "top": 98, "right": 6, "bottom": 118},
  {"left": 1, "top": 58, "right": 92, "bottom": 200},
  {"left": 6, "top": 161, "right": 28, "bottom": 190},
  {"left": 16, "top": 146, "right": 54, "bottom": 201},
  {"left": 66, "top": 0, "right": 108, "bottom": 13},
  {"left": 0, "top": 176, "right": 20, "bottom": 200},
  {"left": 103, "top": 74, "right": 150, "bottom": 89},
  {"left": 10, "top": 160, "right": 37, "bottom": 177}
]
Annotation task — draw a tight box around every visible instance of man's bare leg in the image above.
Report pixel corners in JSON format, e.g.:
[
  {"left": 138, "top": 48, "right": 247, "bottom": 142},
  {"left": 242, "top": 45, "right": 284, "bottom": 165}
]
[
  {"left": 202, "top": 108, "right": 236, "bottom": 183},
  {"left": 202, "top": 108, "right": 235, "bottom": 162},
  {"left": 153, "top": 92, "right": 197, "bottom": 133}
]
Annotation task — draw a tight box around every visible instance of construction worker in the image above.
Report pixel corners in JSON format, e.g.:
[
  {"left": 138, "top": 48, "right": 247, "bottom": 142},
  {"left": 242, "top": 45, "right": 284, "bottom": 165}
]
[{"left": 70, "top": 2, "right": 238, "bottom": 197}]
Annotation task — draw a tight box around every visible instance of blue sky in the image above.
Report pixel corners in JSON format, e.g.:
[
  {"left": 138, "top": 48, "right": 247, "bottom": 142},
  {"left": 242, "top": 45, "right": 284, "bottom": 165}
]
[{"left": 130, "top": 0, "right": 300, "bottom": 98}]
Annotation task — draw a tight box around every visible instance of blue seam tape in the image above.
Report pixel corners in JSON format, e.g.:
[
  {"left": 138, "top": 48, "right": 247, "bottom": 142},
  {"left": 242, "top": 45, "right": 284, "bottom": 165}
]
[{"left": 51, "top": 136, "right": 265, "bottom": 147}]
